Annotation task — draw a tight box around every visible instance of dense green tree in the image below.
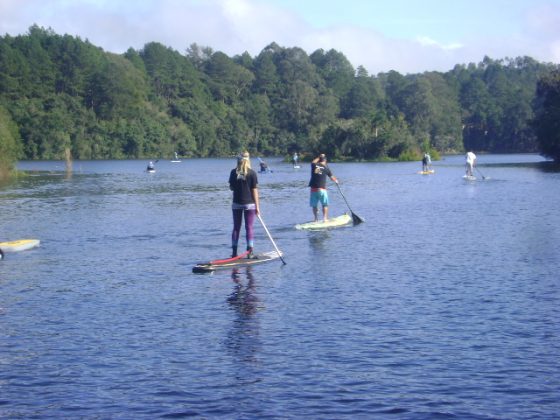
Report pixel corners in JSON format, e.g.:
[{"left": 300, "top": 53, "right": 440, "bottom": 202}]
[
  {"left": 310, "top": 48, "right": 355, "bottom": 98},
  {"left": 123, "top": 47, "right": 147, "bottom": 73},
  {"left": 241, "top": 94, "right": 273, "bottom": 151},
  {"left": 91, "top": 53, "right": 147, "bottom": 119},
  {"left": 459, "top": 76, "right": 496, "bottom": 150},
  {"left": 252, "top": 48, "right": 279, "bottom": 95},
  {"left": 341, "top": 72, "right": 383, "bottom": 119},
  {"left": 533, "top": 70, "right": 560, "bottom": 161},
  {"left": 234, "top": 51, "right": 254, "bottom": 70},
  {"left": 186, "top": 43, "right": 213, "bottom": 70},
  {"left": 274, "top": 47, "right": 319, "bottom": 86},
  {"left": 0, "top": 104, "right": 23, "bottom": 179},
  {"left": 0, "top": 39, "right": 25, "bottom": 99},
  {"left": 415, "top": 72, "right": 462, "bottom": 151},
  {"left": 457, "top": 56, "right": 551, "bottom": 152},
  {"left": 379, "top": 70, "right": 409, "bottom": 118},
  {"left": 142, "top": 42, "right": 193, "bottom": 102},
  {"left": 205, "top": 51, "right": 254, "bottom": 104},
  {"left": 1, "top": 26, "right": 558, "bottom": 164}
]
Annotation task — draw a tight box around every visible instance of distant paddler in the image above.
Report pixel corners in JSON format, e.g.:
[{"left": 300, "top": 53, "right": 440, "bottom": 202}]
[
  {"left": 257, "top": 157, "right": 270, "bottom": 173},
  {"left": 292, "top": 152, "right": 299, "bottom": 168},
  {"left": 465, "top": 150, "right": 476, "bottom": 177},
  {"left": 422, "top": 152, "right": 432, "bottom": 172}
]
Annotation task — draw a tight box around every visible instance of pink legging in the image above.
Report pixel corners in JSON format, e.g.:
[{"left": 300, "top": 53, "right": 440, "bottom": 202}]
[{"left": 232, "top": 208, "right": 256, "bottom": 249}]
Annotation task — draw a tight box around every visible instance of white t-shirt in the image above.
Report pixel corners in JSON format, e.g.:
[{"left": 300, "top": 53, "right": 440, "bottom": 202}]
[{"left": 466, "top": 152, "right": 476, "bottom": 165}]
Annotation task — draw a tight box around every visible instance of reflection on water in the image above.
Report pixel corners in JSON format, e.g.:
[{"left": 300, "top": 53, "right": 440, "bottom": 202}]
[
  {"left": 307, "top": 230, "right": 331, "bottom": 252},
  {"left": 225, "top": 268, "right": 263, "bottom": 386},
  {"left": 535, "top": 161, "right": 560, "bottom": 172},
  {"left": 227, "top": 267, "right": 261, "bottom": 317}
]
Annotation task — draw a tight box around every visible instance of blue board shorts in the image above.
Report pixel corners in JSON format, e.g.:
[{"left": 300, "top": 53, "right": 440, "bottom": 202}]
[{"left": 310, "top": 189, "right": 329, "bottom": 207}]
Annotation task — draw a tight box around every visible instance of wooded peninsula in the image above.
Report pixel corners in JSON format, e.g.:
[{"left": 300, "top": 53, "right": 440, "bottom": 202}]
[{"left": 1, "top": 25, "right": 560, "bottom": 178}]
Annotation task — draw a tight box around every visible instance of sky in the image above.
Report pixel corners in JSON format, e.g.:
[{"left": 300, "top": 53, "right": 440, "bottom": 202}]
[{"left": 1, "top": 0, "right": 559, "bottom": 75}]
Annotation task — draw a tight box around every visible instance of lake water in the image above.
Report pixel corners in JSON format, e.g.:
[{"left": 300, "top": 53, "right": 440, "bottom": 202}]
[{"left": 1, "top": 154, "right": 559, "bottom": 418}]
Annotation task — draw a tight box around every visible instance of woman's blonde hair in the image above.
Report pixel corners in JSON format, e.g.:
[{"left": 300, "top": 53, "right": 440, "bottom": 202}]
[{"left": 236, "top": 151, "right": 251, "bottom": 177}]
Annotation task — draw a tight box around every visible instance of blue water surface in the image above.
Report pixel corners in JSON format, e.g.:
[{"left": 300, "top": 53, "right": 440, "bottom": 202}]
[{"left": 1, "top": 154, "right": 559, "bottom": 418}]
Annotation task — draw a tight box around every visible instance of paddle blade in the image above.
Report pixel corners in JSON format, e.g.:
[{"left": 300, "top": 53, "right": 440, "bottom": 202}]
[{"left": 351, "top": 212, "right": 365, "bottom": 225}]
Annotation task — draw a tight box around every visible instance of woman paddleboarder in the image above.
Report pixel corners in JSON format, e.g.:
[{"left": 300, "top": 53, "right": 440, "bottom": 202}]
[{"left": 229, "top": 151, "right": 260, "bottom": 258}]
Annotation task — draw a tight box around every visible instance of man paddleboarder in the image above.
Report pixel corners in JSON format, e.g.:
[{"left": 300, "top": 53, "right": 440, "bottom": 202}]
[{"left": 308, "top": 153, "right": 338, "bottom": 222}]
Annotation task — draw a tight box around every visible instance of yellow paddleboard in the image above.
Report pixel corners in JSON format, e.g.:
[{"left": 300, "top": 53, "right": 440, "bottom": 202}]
[{"left": 0, "top": 239, "right": 41, "bottom": 252}]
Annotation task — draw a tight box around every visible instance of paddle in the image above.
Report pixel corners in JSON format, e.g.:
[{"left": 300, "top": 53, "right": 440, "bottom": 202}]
[
  {"left": 475, "top": 166, "right": 487, "bottom": 180},
  {"left": 335, "top": 182, "right": 364, "bottom": 225},
  {"left": 257, "top": 214, "right": 286, "bottom": 265}
]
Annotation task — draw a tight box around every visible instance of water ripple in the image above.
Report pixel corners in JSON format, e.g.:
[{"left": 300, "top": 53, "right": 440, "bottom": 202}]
[{"left": 1, "top": 156, "right": 559, "bottom": 418}]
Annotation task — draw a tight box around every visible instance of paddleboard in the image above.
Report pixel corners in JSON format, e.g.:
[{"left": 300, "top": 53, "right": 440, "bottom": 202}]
[
  {"left": 295, "top": 213, "right": 352, "bottom": 230},
  {"left": 171, "top": 160, "right": 181, "bottom": 163},
  {"left": 463, "top": 175, "right": 476, "bottom": 181},
  {"left": 293, "top": 165, "right": 301, "bottom": 169},
  {"left": 418, "top": 170, "right": 435, "bottom": 174},
  {"left": 193, "top": 250, "right": 282, "bottom": 273},
  {"left": 0, "top": 239, "right": 40, "bottom": 252}
]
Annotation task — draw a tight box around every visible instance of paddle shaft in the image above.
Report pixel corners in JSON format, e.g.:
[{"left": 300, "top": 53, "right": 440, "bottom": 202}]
[
  {"left": 336, "top": 182, "right": 353, "bottom": 211},
  {"left": 475, "top": 166, "right": 486, "bottom": 179},
  {"left": 335, "top": 182, "right": 364, "bottom": 224},
  {"left": 257, "top": 214, "right": 286, "bottom": 265}
]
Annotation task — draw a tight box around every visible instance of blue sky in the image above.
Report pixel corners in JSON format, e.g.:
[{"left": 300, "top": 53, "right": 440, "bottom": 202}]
[{"left": 1, "top": 0, "right": 559, "bottom": 74}]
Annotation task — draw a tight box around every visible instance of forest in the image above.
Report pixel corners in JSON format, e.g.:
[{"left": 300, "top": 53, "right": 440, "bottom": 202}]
[{"left": 1, "top": 25, "right": 560, "bottom": 176}]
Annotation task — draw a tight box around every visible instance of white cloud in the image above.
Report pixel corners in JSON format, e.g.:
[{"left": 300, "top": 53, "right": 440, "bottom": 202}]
[
  {"left": 222, "top": 0, "right": 252, "bottom": 20},
  {"left": 526, "top": 2, "right": 560, "bottom": 35},
  {"left": 523, "top": 2, "right": 560, "bottom": 63},
  {"left": 415, "top": 36, "right": 463, "bottom": 51}
]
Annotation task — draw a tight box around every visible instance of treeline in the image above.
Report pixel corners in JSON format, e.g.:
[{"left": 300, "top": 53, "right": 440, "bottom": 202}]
[
  {"left": 1, "top": 25, "right": 559, "bottom": 168},
  {"left": 533, "top": 70, "right": 560, "bottom": 162}
]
